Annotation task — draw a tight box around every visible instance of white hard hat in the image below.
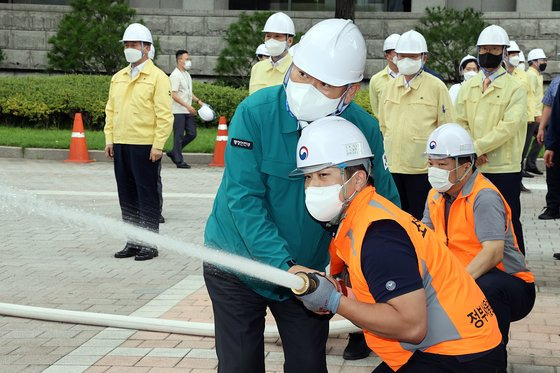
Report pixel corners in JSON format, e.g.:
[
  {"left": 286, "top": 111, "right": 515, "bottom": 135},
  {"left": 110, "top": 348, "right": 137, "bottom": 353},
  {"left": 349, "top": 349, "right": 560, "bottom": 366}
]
[
  {"left": 262, "top": 12, "right": 295, "bottom": 35},
  {"left": 383, "top": 33, "right": 400, "bottom": 52},
  {"left": 519, "top": 50, "right": 526, "bottom": 62},
  {"left": 148, "top": 45, "right": 155, "bottom": 60},
  {"left": 426, "top": 123, "right": 475, "bottom": 159},
  {"left": 395, "top": 30, "right": 428, "bottom": 54},
  {"left": 527, "top": 48, "right": 547, "bottom": 61},
  {"left": 292, "top": 19, "right": 366, "bottom": 86},
  {"left": 198, "top": 104, "right": 216, "bottom": 122},
  {"left": 292, "top": 116, "right": 373, "bottom": 176},
  {"left": 255, "top": 43, "right": 270, "bottom": 56},
  {"left": 477, "top": 24, "right": 509, "bottom": 47},
  {"left": 121, "top": 23, "right": 153, "bottom": 44},
  {"left": 459, "top": 54, "right": 477, "bottom": 71},
  {"left": 507, "top": 40, "right": 521, "bottom": 53}
]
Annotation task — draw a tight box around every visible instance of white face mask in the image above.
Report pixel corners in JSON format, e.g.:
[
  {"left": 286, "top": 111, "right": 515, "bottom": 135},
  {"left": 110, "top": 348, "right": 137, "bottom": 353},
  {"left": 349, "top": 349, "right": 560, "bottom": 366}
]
[
  {"left": 463, "top": 71, "right": 478, "bottom": 81},
  {"left": 392, "top": 55, "right": 398, "bottom": 66},
  {"left": 428, "top": 166, "right": 453, "bottom": 193},
  {"left": 305, "top": 173, "right": 359, "bottom": 223},
  {"left": 286, "top": 79, "right": 345, "bottom": 122},
  {"left": 397, "top": 57, "right": 422, "bottom": 76},
  {"left": 517, "top": 62, "right": 526, "bottom": 70},
  {"left": 508, "top": 55, "right": 520, "bottom": 67},
  {"left": 184, "top": 60, "right": 192, "bottom": 70},
  {"left": 124, "top": 48, "right": 143, "bottom": 63},
  {"left": 265, "top": 38, "right": 287, "bottom": 57}
]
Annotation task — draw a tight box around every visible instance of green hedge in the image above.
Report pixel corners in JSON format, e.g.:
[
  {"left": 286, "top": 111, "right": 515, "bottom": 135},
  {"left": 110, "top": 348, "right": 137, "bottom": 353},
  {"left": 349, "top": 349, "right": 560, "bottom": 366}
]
[
  {"left": 0, "top": 75, "right": 375, "bottom": 131},
  {"left": 0, "top": 75, "right": 249, "bottom": 131}
]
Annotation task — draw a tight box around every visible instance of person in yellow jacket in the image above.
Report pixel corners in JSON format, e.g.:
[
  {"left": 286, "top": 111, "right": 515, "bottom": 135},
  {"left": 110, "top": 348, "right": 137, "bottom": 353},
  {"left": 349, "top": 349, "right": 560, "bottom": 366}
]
[
  {"left": 104, "top": 23, "right": 173, "bottom": 261},
  {"left": 524, "top": 48, "right": 548, "bottom": 176},
  {"left": 378, "top": 30, "right": 454, "bottom": 220},
  {"left": 292, "top": 117, "right": 505, "bottom": 373},
  {"left": 422, "top": 123, "right": 535, "bottom": 364},
  {"left": 455, "top": 25, "right": 527, "bottom": 255},
  {"left": 368, "top": 33, "right": 399, "bottom": 118},
  {"left": 248, "top": 12, "right": 294, "bottom": 95}
]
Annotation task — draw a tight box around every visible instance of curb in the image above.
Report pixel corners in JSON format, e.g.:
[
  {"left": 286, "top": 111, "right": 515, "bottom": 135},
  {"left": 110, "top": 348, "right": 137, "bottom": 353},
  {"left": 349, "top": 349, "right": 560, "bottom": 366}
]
[{"left": 0, "top": 146, "right": 214, "bottom": 165}]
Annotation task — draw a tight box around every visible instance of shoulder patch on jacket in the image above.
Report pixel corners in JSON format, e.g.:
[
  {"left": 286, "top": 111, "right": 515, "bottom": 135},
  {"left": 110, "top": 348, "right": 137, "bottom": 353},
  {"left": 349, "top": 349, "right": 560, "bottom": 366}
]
[{"left": 231, "top": 138, "right": 253, "bottom": 150}]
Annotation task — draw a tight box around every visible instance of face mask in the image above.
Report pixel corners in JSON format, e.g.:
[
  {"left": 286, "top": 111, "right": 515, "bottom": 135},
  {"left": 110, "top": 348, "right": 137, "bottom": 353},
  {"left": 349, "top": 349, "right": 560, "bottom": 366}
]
[
  {"left": 286, "top": 79, "right": 345, "bottom": 122},
  {"left": 392, "top": 55, "right": 398, "bottom": 66},
  {"left": 508, "top": 55, "right": 520, "bottom": 67},
  {"left": 396, "top": 57, "right": 422, "bottom": 76},
  {"left": 478, "top": 53, "right": 502, "bottom": 69},
  {"left": 517, "top": 63, "right": 526, "bottom": 70},
  {"left": 539, "top": 63, "right": 547, "bottom": 72},
  {"left": 463, "top": 71, "right": 478, "bottom": 81},
  {"left": 428, "top": 167, "right": 453, "bottom": 193},
  {"left": 124, "top": 48, "right": 143, "bottom": 63},
  {"left": 184, "top": 60, "right": 192, "bottom": 70},
  {"left": 265, "top": 38, "right": 287, "bottom": 57},
  {"left": 305, "top": 172, "right": 358, "bottom": 222}
]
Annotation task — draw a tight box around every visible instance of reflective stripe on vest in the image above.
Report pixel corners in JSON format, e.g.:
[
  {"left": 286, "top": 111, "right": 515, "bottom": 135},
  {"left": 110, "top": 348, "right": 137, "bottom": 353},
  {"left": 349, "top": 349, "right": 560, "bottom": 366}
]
[
  {"left": 427, "top": 172, "right": 534, "bottom": 283},
  {"left": 333, "top": 186, "right": 501, "bottom": 371}
]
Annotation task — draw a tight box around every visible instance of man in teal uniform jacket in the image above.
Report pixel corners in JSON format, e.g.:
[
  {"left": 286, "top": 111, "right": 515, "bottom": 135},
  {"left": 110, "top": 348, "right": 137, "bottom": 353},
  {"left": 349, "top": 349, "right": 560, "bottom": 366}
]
[{"left": 204, "top": 19, "right": 400, "bottom": 373}]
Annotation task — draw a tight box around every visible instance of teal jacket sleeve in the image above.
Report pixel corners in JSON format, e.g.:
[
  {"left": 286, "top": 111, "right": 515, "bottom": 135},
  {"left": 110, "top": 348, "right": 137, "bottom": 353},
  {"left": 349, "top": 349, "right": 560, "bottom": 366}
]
[{"left": 222, "top": 103, "right": 294, "bottom": 270}]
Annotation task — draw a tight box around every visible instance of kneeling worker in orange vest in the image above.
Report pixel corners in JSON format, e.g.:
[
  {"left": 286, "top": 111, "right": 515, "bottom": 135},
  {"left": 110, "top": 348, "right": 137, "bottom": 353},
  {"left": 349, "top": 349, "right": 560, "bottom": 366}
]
[
  {"left": 422, "top": 123, "right": 535, "bottom": 361},
  {"left": 291, "top": 116, "right": 505, "bottom": 372}
]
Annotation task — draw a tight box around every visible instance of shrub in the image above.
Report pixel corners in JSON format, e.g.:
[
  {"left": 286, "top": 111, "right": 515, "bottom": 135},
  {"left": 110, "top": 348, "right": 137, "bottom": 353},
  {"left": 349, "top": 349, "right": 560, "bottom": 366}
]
[
  {"left": 48, "top": 0, "right": 136, "bottom": 74},
  {"left": 0, "top": 75, "right": 248, "bottom": 130},
  {"left": 415, "top": 7, "right": 487, "bottom": 83}
]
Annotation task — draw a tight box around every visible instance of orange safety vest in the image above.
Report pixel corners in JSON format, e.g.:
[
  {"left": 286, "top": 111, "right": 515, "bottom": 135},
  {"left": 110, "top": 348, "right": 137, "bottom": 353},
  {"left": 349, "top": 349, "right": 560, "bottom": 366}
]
[
  {"left": 426, "top": 171, "right": 534, "bottom": 283},
  {"left": 331, "top": 186, "right": 501, "bottom": 371}
]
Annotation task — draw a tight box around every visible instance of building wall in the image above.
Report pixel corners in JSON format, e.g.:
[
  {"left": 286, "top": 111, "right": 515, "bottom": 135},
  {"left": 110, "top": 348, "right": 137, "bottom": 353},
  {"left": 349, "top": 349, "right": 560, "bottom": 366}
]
[{"left": 1, "top": 3, "right": 560, "bottom": 81}]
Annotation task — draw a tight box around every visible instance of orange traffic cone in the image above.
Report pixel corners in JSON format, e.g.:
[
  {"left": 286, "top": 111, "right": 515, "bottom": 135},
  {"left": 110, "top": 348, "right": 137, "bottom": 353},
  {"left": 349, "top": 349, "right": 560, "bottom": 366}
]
[
  {"left": 209, "top": 116, "right": 228, "bottom": 167},
  {"left": 65, "top": 112, "right": 94, "bottom": 163}
]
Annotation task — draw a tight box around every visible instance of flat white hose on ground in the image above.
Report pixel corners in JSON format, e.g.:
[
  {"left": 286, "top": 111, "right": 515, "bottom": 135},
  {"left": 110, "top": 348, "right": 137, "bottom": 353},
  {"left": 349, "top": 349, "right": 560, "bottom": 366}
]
[{"left": 0, "top": 302, "right": 360, "bottom": 338}]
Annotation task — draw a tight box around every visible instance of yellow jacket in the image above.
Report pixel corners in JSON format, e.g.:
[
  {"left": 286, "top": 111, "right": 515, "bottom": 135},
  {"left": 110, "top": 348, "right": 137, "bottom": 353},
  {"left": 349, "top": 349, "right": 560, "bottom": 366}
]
[
  {"left": 511, "top": 68, "right": 535, "bottom": 122},
  {"left": 526, "top": 67, "right": 544, "bottom": 118},
  {"left": 104, "top": 59, "right": 173, "bottom": 150},
  {"left": 379, "top": 72, "right": 454, "bottom": 174},
  {"left": 248, "top": 54, "right": 292, "bottom": 95},
  {"left": 455, "top": 68, "right": 527, "bottom": 173},
  {"left": 368, "top": 65, "right": 395, "bottom": 118}
]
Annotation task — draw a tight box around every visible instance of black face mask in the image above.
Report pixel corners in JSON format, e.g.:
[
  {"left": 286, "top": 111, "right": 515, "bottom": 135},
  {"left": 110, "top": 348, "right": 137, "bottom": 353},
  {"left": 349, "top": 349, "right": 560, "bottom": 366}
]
[
  {"left": 478, "top": 53, "right": 503, "bottom": 69},
  {"left": 539, "top": 63, "right": 547, "bottom": 72}
]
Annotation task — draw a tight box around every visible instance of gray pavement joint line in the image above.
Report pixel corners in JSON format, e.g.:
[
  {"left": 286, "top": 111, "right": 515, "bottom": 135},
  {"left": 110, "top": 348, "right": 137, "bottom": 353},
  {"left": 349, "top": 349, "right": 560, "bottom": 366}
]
[
  {"left": 43, "top": 275, "right": 205, "bottom": 372},
  {"left": 24, "top": 190, "right": 216, "bottom": 199}
]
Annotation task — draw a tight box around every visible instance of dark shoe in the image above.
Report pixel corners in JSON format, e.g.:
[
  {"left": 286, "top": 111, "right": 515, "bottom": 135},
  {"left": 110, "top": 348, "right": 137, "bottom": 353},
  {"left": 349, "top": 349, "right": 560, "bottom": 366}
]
[
  {"left": 134, "top": 248, "right": 159, "bottom": 261},
  {"left": 520, "top": 183, "right": 531, "bottom": 193},
  {"left": 166, "top": 151, "right": 177, "bottom": 164},
  {"left": 553, "top": 253, "right": 560, "bottom": 260},
  {"left": 114, "top": 244, "right": 140, "bottom": 258},
  {"left": 538, "top": 207, "right": 560, "bottom": 220},
  {"left": 159, "top": 215, "right": 165, "bottom": 224},
  {"left": 521, "top": 171, "right": 534, "bottom": 178},
  {"left": 176, "top": 162, "right": 191, "bottom": 169},
  {"left": 343, "top": 332, "right": 371, "bottom": 360},
  {"left": 526, "top": 167, "right": 543, "bottom": 175}
]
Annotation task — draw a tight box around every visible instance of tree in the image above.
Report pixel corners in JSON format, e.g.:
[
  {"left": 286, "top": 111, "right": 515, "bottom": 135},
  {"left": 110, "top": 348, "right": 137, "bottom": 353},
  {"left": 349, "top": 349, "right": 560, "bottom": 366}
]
[
  {"left": 48, "top": 0, "right": 136, "bottom": 74},
  {"left": 415, "top": 7, "right": 488, "bottom": 83},
  {"left": 335, "top": 0, "right": 356, "bottom": 20},
  {"left": 215, "top": 12, "right": 273, "bottom": 88}
]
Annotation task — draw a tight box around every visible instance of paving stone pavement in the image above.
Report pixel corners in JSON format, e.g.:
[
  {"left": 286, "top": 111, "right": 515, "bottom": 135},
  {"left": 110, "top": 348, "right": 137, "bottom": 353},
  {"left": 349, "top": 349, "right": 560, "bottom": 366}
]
[{"left": 0, "top": 158, "right": 559, "bottom": 373}]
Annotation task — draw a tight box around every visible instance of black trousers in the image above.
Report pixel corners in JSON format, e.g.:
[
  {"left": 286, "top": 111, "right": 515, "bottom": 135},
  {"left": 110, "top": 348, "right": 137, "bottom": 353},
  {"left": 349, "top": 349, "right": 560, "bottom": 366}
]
[
  {"left": 476, "top": 269, "right": 535, "bottom": 347},
  {"left": 391, "top": 173, "right": 431, "bottom": 220},
  {"left": 113, "top": 144, "right": 160, "bottom": 247},
  {"left": 483, "top": 172, "right": 525, "bottom": 255},
  {"left": 203, "top": 263, "right": 330, "bottom": 373},
  {"left": 372, "top": 345, "right": 506, "bottom": 373},
  {"left": 525, "top": 123, "right": 543, "bottom": 170},
  {"left": 521, "top": 122, "right": 539, "bottom": 167},
  {"left": 546, "top": 150, "right": 560, "bottom": 212},
  {"left": 171, "top": 113, "right": 197, "bottom": 163}
]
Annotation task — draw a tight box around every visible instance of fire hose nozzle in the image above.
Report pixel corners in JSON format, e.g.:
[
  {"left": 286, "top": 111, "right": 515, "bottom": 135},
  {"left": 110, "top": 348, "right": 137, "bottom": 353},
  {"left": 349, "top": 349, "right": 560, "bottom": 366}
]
[{"left": 291, "top": 272, "right": 319, "bottom": 296}]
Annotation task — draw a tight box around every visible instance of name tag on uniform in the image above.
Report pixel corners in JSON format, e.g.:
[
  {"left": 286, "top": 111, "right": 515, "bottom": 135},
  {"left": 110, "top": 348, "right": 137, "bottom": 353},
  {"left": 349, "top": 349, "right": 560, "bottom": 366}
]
[{"left": 231, "top": 138, "right": 253, "bottom": 150}]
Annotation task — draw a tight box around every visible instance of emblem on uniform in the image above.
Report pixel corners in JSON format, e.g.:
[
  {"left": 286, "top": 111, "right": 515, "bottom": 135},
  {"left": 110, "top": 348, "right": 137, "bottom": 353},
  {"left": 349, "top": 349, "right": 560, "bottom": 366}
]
[
  {"left": 299, "top": 146, "right": 308, "bottom": 160},
  {"left": 386, "top": 280, "right": 396, "bottom": 291}
]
